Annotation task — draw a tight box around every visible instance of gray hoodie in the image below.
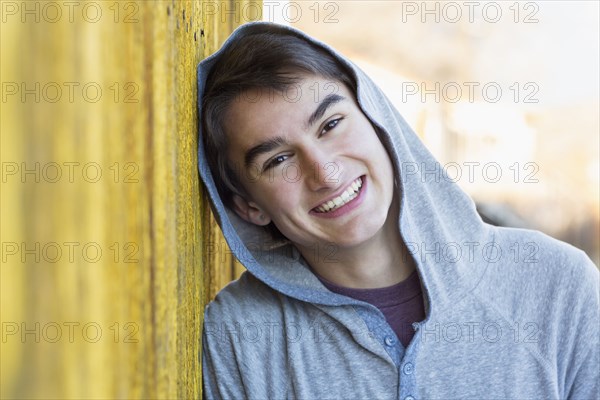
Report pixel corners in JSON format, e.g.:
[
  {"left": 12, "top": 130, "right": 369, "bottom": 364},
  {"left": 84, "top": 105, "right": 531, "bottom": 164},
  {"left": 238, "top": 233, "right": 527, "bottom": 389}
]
[{"left": 197, "top": 22, "right": 599, "bottom": 400}]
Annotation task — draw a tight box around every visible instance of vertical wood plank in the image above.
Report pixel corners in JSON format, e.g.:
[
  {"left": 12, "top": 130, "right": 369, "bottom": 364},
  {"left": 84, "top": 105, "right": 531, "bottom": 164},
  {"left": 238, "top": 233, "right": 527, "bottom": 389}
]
[{"left": 0, "top": 1, "right": 262, "bottom": 398}]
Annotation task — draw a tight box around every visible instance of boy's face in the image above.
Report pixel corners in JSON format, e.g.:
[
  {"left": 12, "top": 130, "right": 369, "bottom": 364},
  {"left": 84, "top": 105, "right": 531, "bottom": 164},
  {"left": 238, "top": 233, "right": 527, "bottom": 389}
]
[{"left": 224, "top": 75, "right": 396, "bottom": 250}]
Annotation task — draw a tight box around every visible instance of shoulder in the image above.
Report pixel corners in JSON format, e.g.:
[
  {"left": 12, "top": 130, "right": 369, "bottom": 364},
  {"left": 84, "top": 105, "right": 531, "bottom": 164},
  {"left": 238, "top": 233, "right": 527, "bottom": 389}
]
[
  {"left": 204, "top": 271, "right": 287, "bottom": 325},
  {"left": 475, "top": 227, "right": 598, "bottom": 324},
  {"left": 202, "top": 272, "right": 294, "bottom": 398},
  {"left": 475, "top": 227, "right": 599, "bottom": 345},
  {"left": 472, "top": 227, "right": 598, "bottom": 376},
  {"left": 491, "top": 226, "right": 598, "bottom": 286}
]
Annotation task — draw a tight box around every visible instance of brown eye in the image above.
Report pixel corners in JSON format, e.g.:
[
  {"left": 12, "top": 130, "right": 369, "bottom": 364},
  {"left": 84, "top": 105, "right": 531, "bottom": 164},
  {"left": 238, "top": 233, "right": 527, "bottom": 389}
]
[
  {"left": 321, "top": 118, "right": 342, "bottom": 136},
  {"left": 265, "top": 154, "right": 289, "bottom": 170}
]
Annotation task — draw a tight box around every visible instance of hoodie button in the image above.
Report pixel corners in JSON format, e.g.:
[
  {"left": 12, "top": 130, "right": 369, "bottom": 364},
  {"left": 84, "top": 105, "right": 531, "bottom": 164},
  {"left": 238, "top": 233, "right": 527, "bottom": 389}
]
[
  {"left": 384, "top": 336, "right": 395, "bottom": 346},
  {"left": 405, "top": 396, "right": 415, "bottom": 400},
  {"left": 403, "top": 362, "right": 414, "bottom": 375}
]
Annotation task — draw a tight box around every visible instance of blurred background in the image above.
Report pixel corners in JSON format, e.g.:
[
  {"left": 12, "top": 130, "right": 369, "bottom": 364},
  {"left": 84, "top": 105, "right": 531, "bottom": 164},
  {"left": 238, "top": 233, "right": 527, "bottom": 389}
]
[{"left": 1, "top": 1, "right": 598, "bottom": 399}]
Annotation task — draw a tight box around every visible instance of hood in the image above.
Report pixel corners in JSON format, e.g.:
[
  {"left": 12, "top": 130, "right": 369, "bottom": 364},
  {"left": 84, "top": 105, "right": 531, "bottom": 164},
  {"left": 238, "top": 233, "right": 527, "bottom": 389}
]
[{"left": 196, "top": 22, "right": 494, "bottom": 317}]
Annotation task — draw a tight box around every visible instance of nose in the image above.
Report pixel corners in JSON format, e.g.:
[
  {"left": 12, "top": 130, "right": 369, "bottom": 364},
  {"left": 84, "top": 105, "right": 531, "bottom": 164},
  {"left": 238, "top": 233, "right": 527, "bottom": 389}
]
[{"left": 300, "top": 146, "right": 343, "bottom": 192}]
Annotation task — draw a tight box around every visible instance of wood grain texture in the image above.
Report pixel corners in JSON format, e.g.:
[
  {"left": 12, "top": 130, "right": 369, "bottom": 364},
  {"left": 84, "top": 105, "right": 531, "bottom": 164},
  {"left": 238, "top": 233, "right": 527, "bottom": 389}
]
[{"left": 0, "top": 1, "right": 259, "bottom": 398}]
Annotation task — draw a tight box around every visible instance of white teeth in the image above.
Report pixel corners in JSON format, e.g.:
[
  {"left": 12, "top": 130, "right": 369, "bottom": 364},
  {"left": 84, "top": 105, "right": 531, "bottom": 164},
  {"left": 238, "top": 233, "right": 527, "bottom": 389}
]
[{"left": 314, "top": 177, "right": 364, "bottom": 213}]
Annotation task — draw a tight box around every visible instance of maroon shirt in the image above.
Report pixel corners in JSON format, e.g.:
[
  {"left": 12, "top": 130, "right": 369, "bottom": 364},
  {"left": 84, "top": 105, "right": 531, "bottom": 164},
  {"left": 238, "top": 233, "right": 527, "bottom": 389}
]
[{"left": 315, "top": 269, "right": 426, "bottom": 348}]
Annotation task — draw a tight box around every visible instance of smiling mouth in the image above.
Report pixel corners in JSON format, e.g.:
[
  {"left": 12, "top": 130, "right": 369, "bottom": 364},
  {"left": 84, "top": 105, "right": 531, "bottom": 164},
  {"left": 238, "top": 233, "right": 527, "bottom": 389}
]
[{"left": 313, "top": 177, "right": 364, "bottom": 213}]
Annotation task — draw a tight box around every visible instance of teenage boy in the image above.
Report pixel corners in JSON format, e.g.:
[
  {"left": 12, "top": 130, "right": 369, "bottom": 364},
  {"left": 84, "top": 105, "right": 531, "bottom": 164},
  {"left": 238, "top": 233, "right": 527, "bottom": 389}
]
[{"left": 198, "top": 22, "right": 599, "bottom": 399}]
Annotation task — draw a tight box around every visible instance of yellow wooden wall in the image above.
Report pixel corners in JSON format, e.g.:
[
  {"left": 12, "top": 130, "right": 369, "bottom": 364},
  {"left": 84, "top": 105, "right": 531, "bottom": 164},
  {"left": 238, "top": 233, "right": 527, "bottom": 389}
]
[{"left": 0, "top": 1, "right": 259, "bottom": 398}]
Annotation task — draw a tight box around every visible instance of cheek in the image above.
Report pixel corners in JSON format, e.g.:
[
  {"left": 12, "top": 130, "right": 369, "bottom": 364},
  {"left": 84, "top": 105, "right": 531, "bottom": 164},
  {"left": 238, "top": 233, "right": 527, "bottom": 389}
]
[
  {"left": 358, "top": 131, "right": 395, "bottom": 182},
  {"left": 350, "top": 126, "right": 389, "bottom": 162},
  {"left": 249, "top": 181, "right": 300, "bottom": 213}
]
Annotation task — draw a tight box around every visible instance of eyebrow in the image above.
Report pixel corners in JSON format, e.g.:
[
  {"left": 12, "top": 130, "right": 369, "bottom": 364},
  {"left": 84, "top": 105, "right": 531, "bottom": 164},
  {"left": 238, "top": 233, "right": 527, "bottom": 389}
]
[
  {"left": 245, "top": 136, "right": 289, "bottom": 168},
  {"left": 304, "top": 93, "right": 346, "bottom": 130},
  {"left": 244, "top": 93, "right": 346, "bottom": 168}
]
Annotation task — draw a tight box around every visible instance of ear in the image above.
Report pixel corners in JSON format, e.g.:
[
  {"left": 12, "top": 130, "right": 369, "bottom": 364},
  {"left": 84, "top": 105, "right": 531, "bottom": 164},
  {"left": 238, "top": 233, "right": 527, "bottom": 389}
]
[{"left": 231, "top": 194, "right": 272, "bottom": 226}]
